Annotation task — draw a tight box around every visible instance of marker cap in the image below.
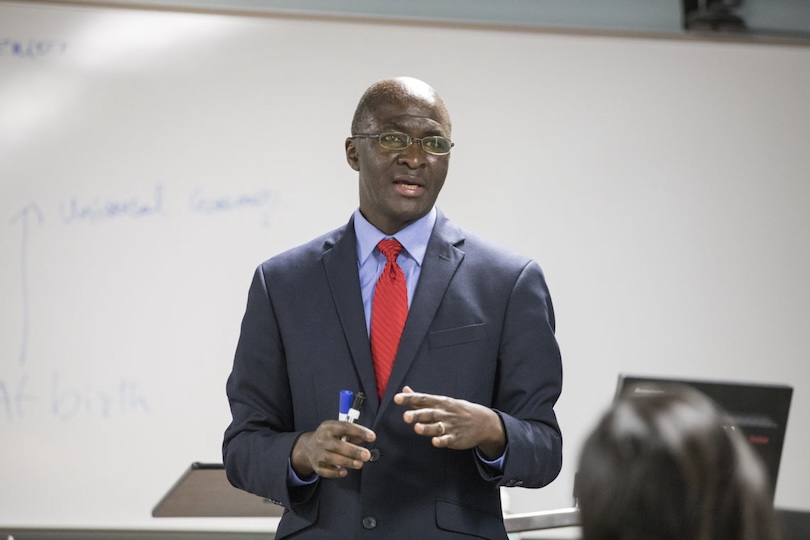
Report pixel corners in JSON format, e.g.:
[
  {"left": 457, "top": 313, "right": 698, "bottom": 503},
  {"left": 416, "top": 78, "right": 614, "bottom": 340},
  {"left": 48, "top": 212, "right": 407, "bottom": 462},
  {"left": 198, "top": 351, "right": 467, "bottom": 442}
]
[{"left": 339, "top": 390, "right": 353, "bottom": 416}]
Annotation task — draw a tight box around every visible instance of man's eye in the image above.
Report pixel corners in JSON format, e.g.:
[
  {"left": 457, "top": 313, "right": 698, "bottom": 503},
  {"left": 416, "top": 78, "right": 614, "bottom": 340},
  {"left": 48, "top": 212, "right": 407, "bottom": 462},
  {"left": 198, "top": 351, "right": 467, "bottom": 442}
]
[{"left": 382, "top": 133, "right": 408, "bottom": 147}]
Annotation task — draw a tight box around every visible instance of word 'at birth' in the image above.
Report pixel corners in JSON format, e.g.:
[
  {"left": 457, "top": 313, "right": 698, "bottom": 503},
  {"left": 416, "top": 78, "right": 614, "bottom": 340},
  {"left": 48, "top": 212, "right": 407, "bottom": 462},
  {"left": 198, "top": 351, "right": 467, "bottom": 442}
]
[{"left": 0, "top": 372, "right": 150, "bottom": 422}]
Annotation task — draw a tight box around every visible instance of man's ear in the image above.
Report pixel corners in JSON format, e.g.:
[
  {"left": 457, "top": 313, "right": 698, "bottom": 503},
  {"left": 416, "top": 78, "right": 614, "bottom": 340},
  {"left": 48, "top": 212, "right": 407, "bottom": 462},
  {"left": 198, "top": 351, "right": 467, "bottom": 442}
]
[{"left": 345, "top": 138, "right": 360, "bottom": 171}]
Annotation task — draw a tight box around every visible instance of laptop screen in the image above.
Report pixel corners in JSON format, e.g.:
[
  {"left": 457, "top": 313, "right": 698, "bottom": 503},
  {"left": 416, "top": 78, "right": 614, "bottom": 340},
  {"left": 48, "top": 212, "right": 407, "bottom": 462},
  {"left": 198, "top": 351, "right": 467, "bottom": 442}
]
[{"left": 616, "top": 374, "right": 792, "bottom": 501}]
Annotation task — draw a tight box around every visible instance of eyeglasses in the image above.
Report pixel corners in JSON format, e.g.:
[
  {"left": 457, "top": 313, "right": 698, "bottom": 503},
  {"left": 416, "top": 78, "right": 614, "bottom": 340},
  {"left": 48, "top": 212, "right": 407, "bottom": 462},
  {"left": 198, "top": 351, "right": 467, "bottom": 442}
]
[{"left": 351, "top": 131, "right": 454, "bottom": 156}]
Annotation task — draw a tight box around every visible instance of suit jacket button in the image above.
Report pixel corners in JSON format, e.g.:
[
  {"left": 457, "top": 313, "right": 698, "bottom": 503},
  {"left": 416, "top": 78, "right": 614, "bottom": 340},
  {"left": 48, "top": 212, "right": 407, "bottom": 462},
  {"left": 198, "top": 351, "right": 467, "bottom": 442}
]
[
  {"left": 369, "top": 448, "right": 381, "bottom": 462},
  {"left": 362, "top": 516, "right": 377, "bottom": 529}
]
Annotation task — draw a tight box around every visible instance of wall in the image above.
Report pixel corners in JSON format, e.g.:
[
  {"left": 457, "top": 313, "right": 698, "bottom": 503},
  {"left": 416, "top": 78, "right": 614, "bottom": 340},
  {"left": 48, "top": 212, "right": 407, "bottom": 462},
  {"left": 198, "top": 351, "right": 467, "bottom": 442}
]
[
  {"left": 1, "top": 0, "right": 809, "bottom": 532},
  {"left": 40, "top": 0, "right": 810, "bottom": 37}
]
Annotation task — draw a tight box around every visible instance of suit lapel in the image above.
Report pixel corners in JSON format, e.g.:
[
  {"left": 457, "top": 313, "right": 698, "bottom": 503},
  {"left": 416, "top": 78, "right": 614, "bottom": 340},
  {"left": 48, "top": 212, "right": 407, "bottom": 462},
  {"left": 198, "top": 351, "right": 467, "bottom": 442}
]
[
  {"left": 377, "top": 212, "right": 465, "bottom": 414},
  {"left": 321, "top": 218, "right": 381, "bottom": 411}
]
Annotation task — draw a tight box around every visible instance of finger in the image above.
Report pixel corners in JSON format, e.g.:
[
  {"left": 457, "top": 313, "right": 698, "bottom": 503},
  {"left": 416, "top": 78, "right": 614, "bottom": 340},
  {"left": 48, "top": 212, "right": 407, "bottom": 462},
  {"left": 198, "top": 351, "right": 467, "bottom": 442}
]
[
  {"left": 330, "top": 447, "right": 370, "bottom": 470},
  {"left": 397, "top": 391, "right": 446, "bottom": 411},
  {"left": 321, "top": 417, "right": 374, "bottom": 441},
  {"left": 436, "top": 421, "right": 446, "bottom": 436},
  {"left": 395, "top": 386, "right": 444, "bottom": 405},
  {"left": 314, "top": 447, "right": 369, "bottom": 477},
  {"left": 413, "top": 419, "right": 448, "bottom": 438},
  {"left": 393, "top": 385, "right": 415, "bottom": 405},
  {"left": 313, "top": 459, "right": 349, "bottom": 479},
  {"left": 397, "top": 390, "right": 434, "bottom": 406},
  {"left": 330, "top": 432, "right": 374, "bottom": 463},
  {"left": 403, "top": 407, "right": 442, "bottom": 424},
  {"left": 311, "top": 423, "right": 374, "bottom": 460},
  {"left": 339, "top": 424, "right": 377, "bottom": 444},
  {"left": 432, "top": 434, "right": 452, "bottom": 448}
]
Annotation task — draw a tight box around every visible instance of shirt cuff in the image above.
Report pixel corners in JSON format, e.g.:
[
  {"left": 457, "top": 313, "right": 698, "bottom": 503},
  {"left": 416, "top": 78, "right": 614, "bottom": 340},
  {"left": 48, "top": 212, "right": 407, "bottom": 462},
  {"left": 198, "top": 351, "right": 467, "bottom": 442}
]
[
  {"left": 475, "top": 446, "right": 507, "bottom": 474},
  {"left": 287, "top": 458, "right": 319, "bottom": 486}
]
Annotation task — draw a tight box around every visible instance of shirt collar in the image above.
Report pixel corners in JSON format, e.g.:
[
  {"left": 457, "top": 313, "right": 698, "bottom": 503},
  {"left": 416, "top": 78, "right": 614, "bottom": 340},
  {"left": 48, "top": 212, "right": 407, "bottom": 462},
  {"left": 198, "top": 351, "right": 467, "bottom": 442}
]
[{"left": 354, "top": 207, "right": 437, "bottom": 266}]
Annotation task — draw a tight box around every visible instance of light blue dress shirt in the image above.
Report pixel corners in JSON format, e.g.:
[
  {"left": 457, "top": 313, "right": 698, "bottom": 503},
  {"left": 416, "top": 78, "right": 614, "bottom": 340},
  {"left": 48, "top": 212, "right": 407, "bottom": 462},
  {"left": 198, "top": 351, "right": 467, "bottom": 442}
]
[{"left": 353, "top": 206, "right": 435, "bottom": 335}]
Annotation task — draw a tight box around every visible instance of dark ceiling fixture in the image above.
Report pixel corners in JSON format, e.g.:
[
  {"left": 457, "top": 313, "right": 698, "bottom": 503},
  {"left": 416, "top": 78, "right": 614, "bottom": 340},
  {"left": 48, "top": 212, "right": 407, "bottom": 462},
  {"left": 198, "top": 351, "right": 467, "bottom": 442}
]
[{"left": 683, "top": 0, "right": 748, "bottom": 32}]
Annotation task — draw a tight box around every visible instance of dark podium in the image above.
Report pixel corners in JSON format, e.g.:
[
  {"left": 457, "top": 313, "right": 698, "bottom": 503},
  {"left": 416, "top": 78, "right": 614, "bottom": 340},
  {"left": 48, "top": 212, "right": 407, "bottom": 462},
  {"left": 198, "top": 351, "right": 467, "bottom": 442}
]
[{"left": 152, "top": 462, "right": 284, "bottom": 518}]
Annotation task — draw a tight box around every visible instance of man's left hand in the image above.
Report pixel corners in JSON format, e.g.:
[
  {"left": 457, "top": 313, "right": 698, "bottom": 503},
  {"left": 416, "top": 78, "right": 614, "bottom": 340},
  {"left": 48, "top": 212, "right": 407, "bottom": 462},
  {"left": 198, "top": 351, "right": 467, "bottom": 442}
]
[{"left": 394, "top": 385, "right": 506, "bottom": 459}]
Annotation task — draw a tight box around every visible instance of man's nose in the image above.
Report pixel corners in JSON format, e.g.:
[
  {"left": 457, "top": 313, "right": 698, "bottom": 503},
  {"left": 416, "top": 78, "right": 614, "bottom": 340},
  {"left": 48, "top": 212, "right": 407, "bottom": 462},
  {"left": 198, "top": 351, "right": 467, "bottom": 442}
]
[{"left": 397, "top": 140, "right": 428, "bottom": 168}]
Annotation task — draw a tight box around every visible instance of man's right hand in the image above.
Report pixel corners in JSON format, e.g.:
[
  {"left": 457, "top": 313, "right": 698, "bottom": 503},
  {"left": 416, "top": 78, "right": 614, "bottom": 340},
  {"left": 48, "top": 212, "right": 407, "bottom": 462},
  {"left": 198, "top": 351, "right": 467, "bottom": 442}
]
[{"left": 290, "top": 420, "right": 376, "bottom": 478}]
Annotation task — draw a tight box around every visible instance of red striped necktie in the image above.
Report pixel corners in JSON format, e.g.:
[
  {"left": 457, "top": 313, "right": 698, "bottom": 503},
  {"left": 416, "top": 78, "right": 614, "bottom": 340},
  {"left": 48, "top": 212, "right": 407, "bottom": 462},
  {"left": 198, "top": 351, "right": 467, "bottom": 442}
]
[{"left": 371, "top": 238, "right": 408, "bottom": 400}]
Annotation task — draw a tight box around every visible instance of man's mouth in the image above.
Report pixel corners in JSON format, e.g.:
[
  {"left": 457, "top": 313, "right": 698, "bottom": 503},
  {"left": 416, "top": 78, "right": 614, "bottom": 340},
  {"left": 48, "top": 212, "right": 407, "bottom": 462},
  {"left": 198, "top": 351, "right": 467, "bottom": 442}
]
[{"left": 394, "top": 179, "right": 425, "bottom": 196}]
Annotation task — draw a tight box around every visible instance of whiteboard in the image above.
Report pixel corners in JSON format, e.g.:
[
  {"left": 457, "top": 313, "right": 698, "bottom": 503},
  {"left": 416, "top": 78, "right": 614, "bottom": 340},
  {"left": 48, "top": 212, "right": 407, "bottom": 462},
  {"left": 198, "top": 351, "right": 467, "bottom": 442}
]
[{"left": 1, "top": 1, "right": 809, "bottom": 531}]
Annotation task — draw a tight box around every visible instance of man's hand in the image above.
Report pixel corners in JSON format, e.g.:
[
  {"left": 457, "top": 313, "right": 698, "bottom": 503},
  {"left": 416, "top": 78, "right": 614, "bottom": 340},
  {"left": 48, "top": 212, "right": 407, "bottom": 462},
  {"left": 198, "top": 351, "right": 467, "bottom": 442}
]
[
  {"left": 394, "top": 386, "right": 506, "bottom": 459},
  {"left": 290, "top": 420, "right": 376, "bottom": 479}
]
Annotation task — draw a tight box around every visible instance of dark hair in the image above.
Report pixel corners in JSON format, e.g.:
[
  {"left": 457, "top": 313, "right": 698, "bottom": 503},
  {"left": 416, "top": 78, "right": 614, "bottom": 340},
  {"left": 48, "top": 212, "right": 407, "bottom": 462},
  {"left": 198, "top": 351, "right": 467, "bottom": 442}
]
[{"left": 576, "top": 384, "right": 781, "bottom": 540}]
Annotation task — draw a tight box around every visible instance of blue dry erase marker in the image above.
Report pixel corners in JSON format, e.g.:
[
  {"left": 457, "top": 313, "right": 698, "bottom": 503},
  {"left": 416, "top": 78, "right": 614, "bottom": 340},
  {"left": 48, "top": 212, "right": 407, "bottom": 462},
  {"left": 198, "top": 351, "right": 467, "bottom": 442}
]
[
  {"left": 341, "top": 391, "right": 366, "bottom": 442},
  {"left": 339, "top": 390, "right": 353, "bottom": 422}
]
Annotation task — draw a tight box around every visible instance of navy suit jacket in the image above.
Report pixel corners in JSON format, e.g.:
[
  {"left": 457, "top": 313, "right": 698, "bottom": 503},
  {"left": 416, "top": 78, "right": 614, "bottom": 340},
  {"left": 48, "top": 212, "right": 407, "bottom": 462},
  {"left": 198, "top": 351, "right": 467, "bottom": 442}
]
[{"left": 223, "top": 210, "right": 562, "bottom": 539}]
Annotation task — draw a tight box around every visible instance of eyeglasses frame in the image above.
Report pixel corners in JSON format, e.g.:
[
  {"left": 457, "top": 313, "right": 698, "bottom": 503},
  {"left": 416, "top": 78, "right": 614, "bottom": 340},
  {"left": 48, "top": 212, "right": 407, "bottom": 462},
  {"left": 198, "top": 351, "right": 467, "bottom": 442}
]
[{"left": 350, "top": 131, "right": 454, "bottom": 156}]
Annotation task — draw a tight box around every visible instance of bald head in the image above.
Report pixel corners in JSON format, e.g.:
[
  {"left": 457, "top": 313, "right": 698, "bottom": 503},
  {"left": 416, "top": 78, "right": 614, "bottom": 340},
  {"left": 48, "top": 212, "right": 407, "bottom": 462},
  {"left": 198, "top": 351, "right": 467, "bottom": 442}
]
[{"left": 351, "top": 77, "right": 451, "bottom": 135}]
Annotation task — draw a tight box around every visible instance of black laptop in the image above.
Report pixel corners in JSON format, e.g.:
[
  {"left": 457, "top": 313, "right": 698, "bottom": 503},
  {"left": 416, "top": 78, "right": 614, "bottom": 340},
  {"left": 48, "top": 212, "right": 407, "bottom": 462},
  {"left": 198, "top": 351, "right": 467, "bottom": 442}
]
[{"left": 616, "top": 374, "right": 792, "bottom": 501}]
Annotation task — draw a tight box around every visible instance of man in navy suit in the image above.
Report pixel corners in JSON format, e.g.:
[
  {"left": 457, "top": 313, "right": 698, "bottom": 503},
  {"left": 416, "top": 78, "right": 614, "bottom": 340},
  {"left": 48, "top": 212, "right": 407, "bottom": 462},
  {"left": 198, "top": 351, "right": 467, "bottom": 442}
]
[{"left": 224, "top": 76, "right": 563, "bottom": 539}]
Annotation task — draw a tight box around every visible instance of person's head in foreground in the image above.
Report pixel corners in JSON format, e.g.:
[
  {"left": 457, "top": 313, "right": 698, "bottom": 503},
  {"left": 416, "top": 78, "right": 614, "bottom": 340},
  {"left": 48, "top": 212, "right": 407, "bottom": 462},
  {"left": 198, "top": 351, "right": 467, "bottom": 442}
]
[{"left": 576, "top": 384, "right": 781, "bottom": 540}]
